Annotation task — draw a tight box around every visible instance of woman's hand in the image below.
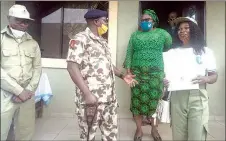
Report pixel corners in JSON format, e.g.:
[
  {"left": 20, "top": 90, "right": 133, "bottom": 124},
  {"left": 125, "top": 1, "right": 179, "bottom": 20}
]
[
  {"left": 192, "top": 75, "right": 210, "bottom": 85},
  {"left": 123, "top": 73, "right": 138, "bottom": 87}
]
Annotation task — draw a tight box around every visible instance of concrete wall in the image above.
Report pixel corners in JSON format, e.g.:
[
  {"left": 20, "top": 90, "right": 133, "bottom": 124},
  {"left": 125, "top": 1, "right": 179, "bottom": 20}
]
[
  {"left": 1, "top": 1, "right": 15, "bottom": 29},
  {"left": 206, "top": 1, "right": 225, "bottom": 120},
  {"left": 41, "top": 68, "right": 75, "bottom": 118},
  {"left": 1, "top": 1, "right": 225, "bottom": 119},
  {"left": 116, "top": 0, "right": 139, "bottom": 118}
]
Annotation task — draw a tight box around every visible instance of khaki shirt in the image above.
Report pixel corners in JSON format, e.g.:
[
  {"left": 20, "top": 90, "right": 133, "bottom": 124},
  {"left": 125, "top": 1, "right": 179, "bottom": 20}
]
[
  {"left": 1, "top": 26, "right": 42, "bottom": 95},
  {"left": 66, "top": 27, "right": 116, "bottom": 105}
]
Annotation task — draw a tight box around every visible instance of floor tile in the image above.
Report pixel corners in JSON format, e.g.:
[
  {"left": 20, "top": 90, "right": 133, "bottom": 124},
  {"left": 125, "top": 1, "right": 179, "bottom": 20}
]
[
  {"left": 59, "top": 118, "right": 79, "bottom": 135},
  {"left": 33, "top": 133, "right": 57, "bottom": 140},
  {"left": 118, "top": 118, "right": 136, "bottom": 140},
  {"left": 33, "top": 117, "right": 225, "bottom": 141},
  {"left": 50, "top": 113, "right": 74, "bottom": 118},
  {"left": 35, "top": 117, "right": 71, "bottom": 134},
  {"left": 119, "top": 120, "right": 171, "bottom": 140},
  {"left": 156, "top": 124, "right": 172, "bottom": 140},
  {"left": 54, "top": 134, "right": 80, "bottom": 140},
  {"left": 208, "top": 121, "right": 225, "bottom": 140},
  {"left": 54, "top": 134, "right": 102, "bottom": 140}
]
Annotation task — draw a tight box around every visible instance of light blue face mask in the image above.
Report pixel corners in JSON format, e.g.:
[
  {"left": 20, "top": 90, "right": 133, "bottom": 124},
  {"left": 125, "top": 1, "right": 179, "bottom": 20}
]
[{"left": 140, "top": 21, "right": 152, "bottom": 32}]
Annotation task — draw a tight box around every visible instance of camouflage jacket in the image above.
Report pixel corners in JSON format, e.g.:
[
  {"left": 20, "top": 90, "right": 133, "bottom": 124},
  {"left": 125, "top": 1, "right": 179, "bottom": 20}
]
[{"left": 66, "top": 27, "right": 116, "bottom": 105}]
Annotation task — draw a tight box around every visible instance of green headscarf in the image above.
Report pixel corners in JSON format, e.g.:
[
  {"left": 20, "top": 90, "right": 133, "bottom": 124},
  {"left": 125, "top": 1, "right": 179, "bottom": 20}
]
[{"left": 143, "top": 9, "right": 159, "bottom": 27}]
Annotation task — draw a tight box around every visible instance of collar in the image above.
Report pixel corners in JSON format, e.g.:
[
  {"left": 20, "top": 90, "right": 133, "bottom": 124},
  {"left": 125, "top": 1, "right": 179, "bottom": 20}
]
[{"left": 1, "top": 26, "right": 33, "bottom": 40}]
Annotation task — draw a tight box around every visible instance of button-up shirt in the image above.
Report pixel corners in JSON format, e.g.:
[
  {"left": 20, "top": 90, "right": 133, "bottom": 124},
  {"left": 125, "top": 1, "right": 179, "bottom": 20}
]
[{"left": 1, "top": 26, "right": 42, "bottom": 95}]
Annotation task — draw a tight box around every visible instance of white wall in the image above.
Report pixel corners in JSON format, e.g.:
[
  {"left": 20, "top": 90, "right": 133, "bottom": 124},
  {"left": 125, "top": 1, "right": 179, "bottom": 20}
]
[
  {"left": 1, "top": 1, "right": 15, "bottom": 29},
  {"left": 206, "top": 1, "right": 225, "bottom": 120},
  {"left": 116, "top": 0, "right": 140, "bottom": 118},
  {"left": 41, "top": 68, "right": 75, "bottom": 118}
]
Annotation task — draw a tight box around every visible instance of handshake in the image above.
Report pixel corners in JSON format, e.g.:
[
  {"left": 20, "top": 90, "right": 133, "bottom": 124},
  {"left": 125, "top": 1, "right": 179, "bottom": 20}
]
[{"left": 12, "top": 89, "right": 34, "bottom": 103}]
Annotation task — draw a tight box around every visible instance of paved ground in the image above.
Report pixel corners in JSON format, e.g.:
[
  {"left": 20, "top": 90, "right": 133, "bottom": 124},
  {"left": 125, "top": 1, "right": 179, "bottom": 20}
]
[{"left": 33, "top": 117, "right": 225, "bottom": 140}]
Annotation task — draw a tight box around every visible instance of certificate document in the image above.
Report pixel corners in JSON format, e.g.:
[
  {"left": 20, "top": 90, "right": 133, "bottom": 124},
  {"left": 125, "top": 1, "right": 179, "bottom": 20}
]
[{"left": 163, "top": 51, "right": 199, "bottom": 91}]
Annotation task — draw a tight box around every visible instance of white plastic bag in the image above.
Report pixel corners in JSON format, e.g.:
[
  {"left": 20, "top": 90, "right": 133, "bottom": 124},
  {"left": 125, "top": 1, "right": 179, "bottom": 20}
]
[
  {"left": 35, "top": 73, "right": 53, "bottom": 105},
  {"left": 156, "top": 91, "right": 171, "bottom": 124}
]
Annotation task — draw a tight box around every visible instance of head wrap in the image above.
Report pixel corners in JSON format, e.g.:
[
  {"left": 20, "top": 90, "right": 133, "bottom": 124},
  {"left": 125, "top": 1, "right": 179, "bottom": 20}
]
[{"left": 143, "top": 9, "right": 159, "bottom": 27}]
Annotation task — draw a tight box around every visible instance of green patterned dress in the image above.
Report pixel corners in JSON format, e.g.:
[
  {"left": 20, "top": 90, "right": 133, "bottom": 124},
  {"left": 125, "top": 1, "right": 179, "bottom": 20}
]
[{"left": 124, "top": 28, "right": 172, "bottom": 116}]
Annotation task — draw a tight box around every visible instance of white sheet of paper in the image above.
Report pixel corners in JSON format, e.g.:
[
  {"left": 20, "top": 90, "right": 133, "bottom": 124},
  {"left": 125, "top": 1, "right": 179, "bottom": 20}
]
[
  {"left": 163, "top": 51, "right": 199, "bottom": 91},
  {"left": 167, "top": 78, "right": 199, "bottom": 91}
]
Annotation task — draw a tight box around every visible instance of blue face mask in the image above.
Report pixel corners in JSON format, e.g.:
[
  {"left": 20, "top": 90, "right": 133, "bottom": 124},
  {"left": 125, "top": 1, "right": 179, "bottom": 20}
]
[{"left": 140, "top": 21, "right": 152, "bottom": 32}]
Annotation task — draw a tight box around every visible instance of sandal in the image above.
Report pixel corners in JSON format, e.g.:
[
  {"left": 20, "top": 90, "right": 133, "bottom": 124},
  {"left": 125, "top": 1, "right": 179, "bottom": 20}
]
[
  {"left": 134, "top": 136, "right": 142, "bottom": 141},
  {"left": 134, "top": 130, "right": 143, "bottom": 141},
  {"left": 151, "top": 128, "right": 162, "bottom": 141}
]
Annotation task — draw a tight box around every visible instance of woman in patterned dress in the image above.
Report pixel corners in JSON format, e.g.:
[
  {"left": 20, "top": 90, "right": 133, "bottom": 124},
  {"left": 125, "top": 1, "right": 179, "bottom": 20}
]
[{"left": 123, "top": 9, "right": 172, "bottom": 141}]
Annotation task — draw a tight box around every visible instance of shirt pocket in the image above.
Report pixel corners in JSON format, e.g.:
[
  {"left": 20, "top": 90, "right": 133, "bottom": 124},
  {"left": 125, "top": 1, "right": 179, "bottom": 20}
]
[
  {"left": 89, "top": 57, "right": 111, "bottom": 76},
  {"left": 24, "top": 51, "right": 35, "bottom": 65},
  {"left": 1, "top": 49, "right": 20, "bottom": 66}
]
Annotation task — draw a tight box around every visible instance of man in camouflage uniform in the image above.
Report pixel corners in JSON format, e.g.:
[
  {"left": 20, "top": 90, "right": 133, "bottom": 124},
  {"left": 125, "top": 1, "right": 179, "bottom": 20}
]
[
  {"left": 1, "top": 5, "right": 41, "bottom": 140},
  {"left": 67, "top": 9, "right": 137, "bottom": 141}
]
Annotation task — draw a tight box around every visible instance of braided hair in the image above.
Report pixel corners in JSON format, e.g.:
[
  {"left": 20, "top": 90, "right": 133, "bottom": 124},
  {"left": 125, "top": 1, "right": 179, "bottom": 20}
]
[{"left": 172, "top": 21, "right": 206, "bottom": 55}]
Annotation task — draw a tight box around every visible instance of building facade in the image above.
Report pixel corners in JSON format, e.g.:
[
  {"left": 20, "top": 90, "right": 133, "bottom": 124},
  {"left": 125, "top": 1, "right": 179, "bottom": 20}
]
[{"left": 1, "top": 1, "right": 225, "bottom": 120}]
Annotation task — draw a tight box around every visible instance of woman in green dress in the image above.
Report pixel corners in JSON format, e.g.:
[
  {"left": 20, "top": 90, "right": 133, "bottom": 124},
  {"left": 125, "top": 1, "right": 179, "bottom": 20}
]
[{"left": 123, "top": 9, "right": 172, "bottom": 141}]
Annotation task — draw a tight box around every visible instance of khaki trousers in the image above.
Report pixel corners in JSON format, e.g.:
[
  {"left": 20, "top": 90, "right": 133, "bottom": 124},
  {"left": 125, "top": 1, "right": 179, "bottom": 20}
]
[
  {"left": 1, "top": 89, "right": 35, "bottom": 141},
  {"left": 170, "top": 88, "right": 209, "bottom": 141}
]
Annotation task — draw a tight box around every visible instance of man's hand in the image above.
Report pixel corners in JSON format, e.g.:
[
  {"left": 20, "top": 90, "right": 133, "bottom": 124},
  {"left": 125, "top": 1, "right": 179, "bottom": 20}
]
[
  {"left": 12, "top": 96, "right": 23, "bottom": 103},
  {"left": 192, "top": 75, "right": 209, "bottom": 85},
  {"left": 163, "top": 78, "right": 170, "bottom": 88},
  {"left": 123, "top": 74, "right": 138, "bottom": 87},
  {"left": 12, "top": 89, "right": 34, "bottom": 103},
  {"left": 18, "top": 89, "right": 34, "bottom": 102},
  {"left": 84, "top": 94, "right": 97, "bottom": 105}
]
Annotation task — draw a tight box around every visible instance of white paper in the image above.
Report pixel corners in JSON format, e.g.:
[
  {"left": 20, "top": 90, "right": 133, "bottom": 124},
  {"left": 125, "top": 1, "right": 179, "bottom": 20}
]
[
  {"left": 167, "top": 78, "right": 199, "bottom": 91},
  {"left": 163, "top": 51, "right": 199, "bottom": 91}
]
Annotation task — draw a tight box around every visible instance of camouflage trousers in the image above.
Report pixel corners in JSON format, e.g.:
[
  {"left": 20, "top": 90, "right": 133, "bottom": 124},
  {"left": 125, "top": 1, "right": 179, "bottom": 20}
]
[{"left": 76, "top": 101, "right": 118, "bottom": 141}]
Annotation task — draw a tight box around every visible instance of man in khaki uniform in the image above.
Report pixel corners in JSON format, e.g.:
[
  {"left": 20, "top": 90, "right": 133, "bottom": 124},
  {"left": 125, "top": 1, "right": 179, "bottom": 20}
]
[
  {"left": 1, "top": 4, "right": 42, "bottom": 140},
  {"left": 67, "top": 9, "right": 137, "bottom": 141}
]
